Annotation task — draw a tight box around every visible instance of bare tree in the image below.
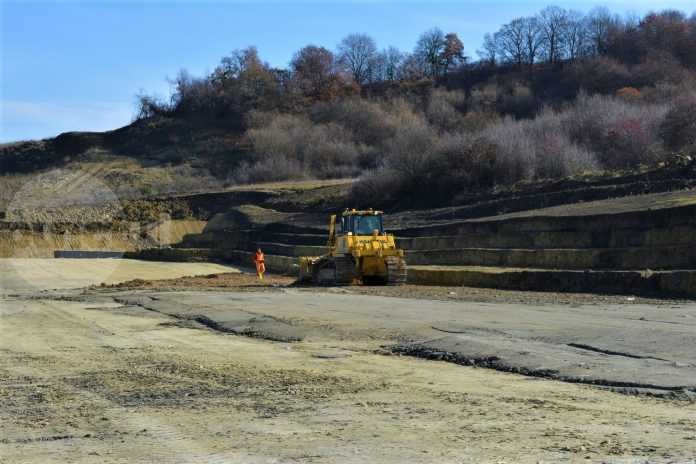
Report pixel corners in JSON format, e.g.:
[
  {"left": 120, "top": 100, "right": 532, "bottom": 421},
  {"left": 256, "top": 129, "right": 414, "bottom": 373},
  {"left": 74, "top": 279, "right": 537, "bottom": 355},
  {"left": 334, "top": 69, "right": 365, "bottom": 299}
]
[
  {"left": 564, "top": 10, "right": 588, "bottom": 60},
  {"left": 539, "top": 6, "right": 569, "bottom": 63},
  {"left": 374, "top": 46, "right": 405, "bottom": 81},
  {"left": 477, "top": 33, "right": 498, "bottom": 65},
  {"left": 442, "top": 32, "right": 465, "bottom": 74},
  {"left": 585, "top": 7, "right": 615, "bottom": 56},
  {"left": 399, "top": 53, "right": 426, "bottom": 80},
  {"left": 337, "top": 33, "right": 378, "bottom": 85},
  {"left": 521, "top": 16, "right": 544, "bottom": 66},
  {"left": 496, "top": 18, "right": 526, "bottom": 67},
  {"left": 414, "top": 28, "right": 446, "bottom": 78}
]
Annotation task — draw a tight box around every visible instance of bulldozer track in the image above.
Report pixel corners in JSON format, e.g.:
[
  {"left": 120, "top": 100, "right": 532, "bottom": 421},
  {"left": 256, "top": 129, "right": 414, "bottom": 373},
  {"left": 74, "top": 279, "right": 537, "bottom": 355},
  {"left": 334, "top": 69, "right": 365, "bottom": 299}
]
[
  {"left": 312, "top": 256, "right": 355, "bottom": 286},
  {"left": 313, "top": 258, "right": 335, "bottom": 286},
  {"left": 386, "top": 256, "right": 407, "bottom": 285},
  {"left": 334, "top": 256, "right": 356, "bottom": 285}
]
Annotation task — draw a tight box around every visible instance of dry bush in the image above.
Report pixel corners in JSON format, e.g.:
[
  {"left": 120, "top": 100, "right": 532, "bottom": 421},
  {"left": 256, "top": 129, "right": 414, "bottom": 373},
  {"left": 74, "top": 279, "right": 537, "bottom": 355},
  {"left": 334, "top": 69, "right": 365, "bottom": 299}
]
[
  {"left": 632, "top": 53, "right": 691, "bottom": 88},
  {"left": 349, "top": 169, "right": 404, "bottom": 208},
  {"left": 309, "top": 99, "right": 397, "bottom": 145},
  {"left": 425, "top": 89, "right": 466, "bottom": 132},
  {"left": 640, "top": 75, "right": 696, "bottom": 103},
  {"left": 247, "top": 113, "right": 311, "bottom": 161},
  {"left": 482, "top": 110, "right": 599, "bottom": 181},
  {"left": 244, "top": 98, "right": 430, "bottom": 182},
  {"left": 430, "top": 133, "right": 500, "bottom": 190},
  {"left": 242, "top": 84, "right": 678, "bottom": 200},
  {"left": 496, "top": 84, "right": 538, "bottom": 118},
  {"left": 469, "top": 83, "right": 499, "bottom": 111},
  {"left": 383, "top": 120, "right": 438, "bottom": 179},
  {"left": 244, "top": 109, "right": 279, "bottom": 129},
  {"left": 561, "top": 93, "right": 669, "bottom": 168},
  {"left": 302, "top": 123, "right": 364, "bottom": 178},
  {"left": 232, "top": 157, "right": 308, "bottom": 184},
  {"left": 352, "top": 134, "right": 501, "bottom": 208},
  {"left": 245, "top": 112, "right": 365, "bottom": 180},
  {"left": 569, "top": 57, "right": 633, "bottom": 94},
  {"left": 460, "top": 110, "right": 500, "bottom": 132},
  {"left": 380, "top": 97, "right": 425, "bottom": 128},
  {"left": 659, "top": 97, "right": 696, "bottom": 150}
]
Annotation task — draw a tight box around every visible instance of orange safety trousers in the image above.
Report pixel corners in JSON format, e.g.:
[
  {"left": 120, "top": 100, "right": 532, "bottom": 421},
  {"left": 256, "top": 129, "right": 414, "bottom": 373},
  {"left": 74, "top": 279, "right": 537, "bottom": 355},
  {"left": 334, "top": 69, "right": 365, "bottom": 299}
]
[{"left": 254, "top": 253, "right": 266, "bottom": 276}]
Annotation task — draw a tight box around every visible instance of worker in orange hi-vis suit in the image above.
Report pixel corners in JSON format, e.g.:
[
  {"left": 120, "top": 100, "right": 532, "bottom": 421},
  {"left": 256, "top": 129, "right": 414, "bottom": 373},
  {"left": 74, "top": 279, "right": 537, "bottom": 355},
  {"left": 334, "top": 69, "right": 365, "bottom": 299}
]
[{"left": 253, "top": 248, "right": 266, "bottom": 280}]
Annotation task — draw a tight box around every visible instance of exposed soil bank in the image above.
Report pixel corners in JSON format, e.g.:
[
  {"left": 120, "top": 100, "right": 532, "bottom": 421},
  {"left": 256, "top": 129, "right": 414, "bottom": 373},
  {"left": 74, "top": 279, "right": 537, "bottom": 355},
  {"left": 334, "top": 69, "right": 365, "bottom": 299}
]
[{"left": 0, "top": 219, "right": 205, "bottom": 258}]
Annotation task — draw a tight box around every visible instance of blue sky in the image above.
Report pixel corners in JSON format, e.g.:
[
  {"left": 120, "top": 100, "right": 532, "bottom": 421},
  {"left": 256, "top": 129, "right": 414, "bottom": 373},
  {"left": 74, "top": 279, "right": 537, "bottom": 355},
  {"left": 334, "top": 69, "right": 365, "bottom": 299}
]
[{"left": 2, "top": 0, "right": 694, "bottom": 142}]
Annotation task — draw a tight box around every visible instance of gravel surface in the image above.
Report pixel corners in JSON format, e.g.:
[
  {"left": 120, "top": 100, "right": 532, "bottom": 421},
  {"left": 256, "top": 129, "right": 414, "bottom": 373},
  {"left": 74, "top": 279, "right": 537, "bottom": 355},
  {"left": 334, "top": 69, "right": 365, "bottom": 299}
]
[
  {"left": 104, "top": 271, "right": 690, "bottom": 306},
  {"left": 3, "top": 289, "right": 696, "bottom": 463}
]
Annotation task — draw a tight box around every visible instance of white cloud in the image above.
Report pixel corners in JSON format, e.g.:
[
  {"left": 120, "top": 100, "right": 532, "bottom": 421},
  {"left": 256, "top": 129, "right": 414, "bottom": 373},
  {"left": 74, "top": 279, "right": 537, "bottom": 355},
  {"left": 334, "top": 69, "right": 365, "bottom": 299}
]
[{"left": 0, "top": 100, "right": 134, "bottom": 142}]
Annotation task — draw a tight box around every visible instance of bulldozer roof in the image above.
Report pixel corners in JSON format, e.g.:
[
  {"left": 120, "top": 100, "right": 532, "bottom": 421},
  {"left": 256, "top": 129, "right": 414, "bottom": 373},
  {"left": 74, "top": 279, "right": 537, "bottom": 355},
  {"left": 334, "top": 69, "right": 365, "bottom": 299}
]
[{"left": 342, "top": 208, "right": 383, "bottom": 216}]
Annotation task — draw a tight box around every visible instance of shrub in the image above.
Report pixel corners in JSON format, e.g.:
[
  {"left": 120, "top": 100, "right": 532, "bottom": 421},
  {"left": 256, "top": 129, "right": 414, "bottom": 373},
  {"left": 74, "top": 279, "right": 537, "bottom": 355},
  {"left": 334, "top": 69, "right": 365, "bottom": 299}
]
[
  {"left": 603, "top": 117, "right": 653, "bottom": 167},
  {"left": 496, "top": 84, "right": 538, "bottom": 119},
  {"left": 430, "top": 134, "right": 500, "bottom": 191},
  {"left": 352, "top": 135, "right": 512, "bottom": 208},
  {"left": 309, "top": 99, "right": 397, "bottom": 145},
  {"left": 302, "top": 123, "right": 364, "bottom": 178},
  {"left": 245, "top": 112, "right": 365, "bottom": 180},
  {"left": 482, "top": 111, "right": 598, "bottom": 181},
  {"left": 383, "top": 121, "right": 438, "bottom": 179},
  {"left": 569, "top": 57, "right": 634, "bottom": 94},
  {"left": 459, "top": 110, "right": 500, "bottom": 132},
  {"left": 247, "top": 113, "right": 310, "bottom": 160},
  {"left": 425, "top": 89, "right": 466, "bottom": 132},
  {"left": 630, "top": 51, "right": 692, "bottom": 88},
  {"left": 134, "top": 93, "right": 173, "bottom": 120},
  {"left": 561, "top": 93, "right": 669, "bottom": 168},
  {"left": 232, "top": 157, "right": 307, "bottom": 184},
  {"left": 659, "top": 97, "right": 696, "bottom": 150},
  {"left": 469, "top": 82, "right": 499, "bottom": 111},
  {"left": 349, "top": 169, "right": 404, "bottom": 209}
]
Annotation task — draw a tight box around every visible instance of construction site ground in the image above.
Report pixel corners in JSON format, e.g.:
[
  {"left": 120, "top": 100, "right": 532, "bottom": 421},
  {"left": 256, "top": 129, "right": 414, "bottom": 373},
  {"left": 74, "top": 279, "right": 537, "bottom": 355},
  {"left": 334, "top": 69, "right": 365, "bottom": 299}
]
[{"left": 1, "top": 259, "right": 696, "bottom": 463}]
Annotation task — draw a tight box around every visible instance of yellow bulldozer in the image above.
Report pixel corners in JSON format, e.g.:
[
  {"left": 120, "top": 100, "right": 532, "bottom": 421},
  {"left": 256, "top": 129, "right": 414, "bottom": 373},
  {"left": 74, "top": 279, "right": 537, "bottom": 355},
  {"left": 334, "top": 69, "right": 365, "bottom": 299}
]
[{"left": 298, "top": 209, "right": 407, "bottom": 285}]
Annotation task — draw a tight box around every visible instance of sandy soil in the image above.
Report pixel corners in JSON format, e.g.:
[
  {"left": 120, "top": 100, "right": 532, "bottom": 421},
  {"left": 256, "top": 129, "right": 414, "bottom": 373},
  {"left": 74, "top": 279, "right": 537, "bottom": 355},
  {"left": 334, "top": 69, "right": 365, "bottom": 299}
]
[
  {"left": 0, "top": 258, "right": 239, "bottom": 292},
  {"left": 2, "top": 261, "right": 696, "bottom": 462},
  {"left": 2, "top": 295, "right": 695, "bottom": 463}
]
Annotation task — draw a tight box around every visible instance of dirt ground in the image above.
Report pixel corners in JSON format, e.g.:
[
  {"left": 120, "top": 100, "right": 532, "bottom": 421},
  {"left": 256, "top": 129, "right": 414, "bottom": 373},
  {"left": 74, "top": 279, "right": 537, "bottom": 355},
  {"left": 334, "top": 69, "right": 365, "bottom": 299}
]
[
  {"left": 0, "top": 258, "right": 237, "bottom": 294},
  {"left": 107, "top": 270, "right": 687, "bottom": 306},
  {"left": 2, "top": 295, "right": 696, "bottom": 463},
  {"left": 2, "top": 263, "right": 696, "bottom": 463}
]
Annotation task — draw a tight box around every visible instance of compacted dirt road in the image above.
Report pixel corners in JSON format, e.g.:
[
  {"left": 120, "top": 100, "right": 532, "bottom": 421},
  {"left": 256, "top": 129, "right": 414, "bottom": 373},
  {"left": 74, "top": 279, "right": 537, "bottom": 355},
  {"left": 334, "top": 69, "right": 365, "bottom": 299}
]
[{"left": 1, "top": 261, "right": 696, "bottom": 463}]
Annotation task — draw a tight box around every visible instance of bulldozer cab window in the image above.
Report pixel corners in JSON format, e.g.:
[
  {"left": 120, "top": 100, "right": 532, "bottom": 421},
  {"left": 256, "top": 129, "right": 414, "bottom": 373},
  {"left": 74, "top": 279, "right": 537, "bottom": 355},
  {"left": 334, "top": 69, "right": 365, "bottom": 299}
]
[{"left": 352, "top": 215, "right": 383, "bottom": 235}]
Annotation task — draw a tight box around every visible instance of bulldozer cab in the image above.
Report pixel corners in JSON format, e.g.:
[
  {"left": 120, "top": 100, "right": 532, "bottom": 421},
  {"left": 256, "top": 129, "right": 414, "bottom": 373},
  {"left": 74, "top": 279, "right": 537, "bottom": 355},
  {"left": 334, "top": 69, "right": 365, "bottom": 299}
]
[{"left": 340, "top": 210, "right": 384, "bottom": 236}]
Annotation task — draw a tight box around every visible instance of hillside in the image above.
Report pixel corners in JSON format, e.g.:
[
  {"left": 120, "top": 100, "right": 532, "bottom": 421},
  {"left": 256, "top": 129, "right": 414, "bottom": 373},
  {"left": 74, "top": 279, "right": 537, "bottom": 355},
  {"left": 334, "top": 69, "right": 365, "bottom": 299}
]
[
  {"left": 0, "top": 119, "right": 247, "bottom": 208},
  {"left": 2, "top": 6, "right": 695, "bottom": 211}
]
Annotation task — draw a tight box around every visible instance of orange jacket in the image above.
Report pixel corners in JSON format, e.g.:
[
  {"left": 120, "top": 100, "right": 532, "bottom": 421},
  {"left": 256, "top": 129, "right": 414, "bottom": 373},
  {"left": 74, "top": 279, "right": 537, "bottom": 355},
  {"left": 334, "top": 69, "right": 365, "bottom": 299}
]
[{"left": 253, "top": 252, "right": 265, "bottom": 263}]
